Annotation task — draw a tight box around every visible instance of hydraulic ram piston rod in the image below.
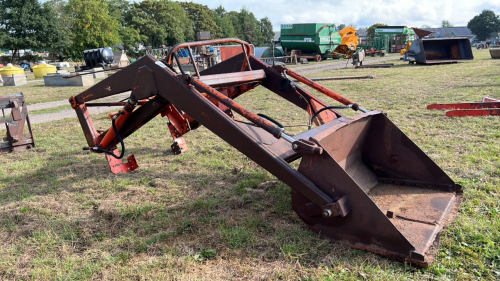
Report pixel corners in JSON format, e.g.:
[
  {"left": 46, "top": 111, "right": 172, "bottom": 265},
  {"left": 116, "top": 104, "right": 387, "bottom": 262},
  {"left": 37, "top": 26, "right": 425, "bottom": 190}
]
[
  {"left": 283, "top": 67, "right": 369, "bottom": 113},
  {"left": 188, "top": 76, "right": 295, "bottom": 142}
]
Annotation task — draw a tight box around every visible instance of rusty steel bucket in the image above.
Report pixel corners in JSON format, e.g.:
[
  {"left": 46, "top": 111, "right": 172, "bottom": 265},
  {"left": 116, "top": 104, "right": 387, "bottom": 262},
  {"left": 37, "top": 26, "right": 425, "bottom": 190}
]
[
  {"left": 490, "top": 47, "right": 500, "bottom": 59},
  {"left": 291, "top": 112, "right": 462, "bottom": 267},
  {"left": 404, "top": 38, "right": 473, "bottom": 64}
]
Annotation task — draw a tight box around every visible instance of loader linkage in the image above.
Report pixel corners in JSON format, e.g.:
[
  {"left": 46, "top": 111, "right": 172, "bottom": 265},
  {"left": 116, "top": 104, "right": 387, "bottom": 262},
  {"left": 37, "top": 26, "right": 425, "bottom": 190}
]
[{"left": 70, "top": 38, "right": 462, "bottom": 267}]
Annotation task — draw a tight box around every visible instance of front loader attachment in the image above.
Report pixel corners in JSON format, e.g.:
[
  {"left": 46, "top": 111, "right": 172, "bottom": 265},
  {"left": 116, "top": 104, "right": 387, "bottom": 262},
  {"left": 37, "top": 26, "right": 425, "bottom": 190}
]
[
  {"left": 404, "top": 38, "right": 473, "bottom": 64},
  {"left": 70, "top": 38, "right": 462, "bottom": 267}
]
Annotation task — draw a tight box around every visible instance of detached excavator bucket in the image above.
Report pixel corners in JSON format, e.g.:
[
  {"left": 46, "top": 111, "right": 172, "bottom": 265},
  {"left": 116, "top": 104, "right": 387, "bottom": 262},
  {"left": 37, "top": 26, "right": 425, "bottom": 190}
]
[
  {"left": 404, "top": 38, "right": 473, "bottom": 64},
  {"left": 292, "top": 112, "right": 462, "bottom": 266}
]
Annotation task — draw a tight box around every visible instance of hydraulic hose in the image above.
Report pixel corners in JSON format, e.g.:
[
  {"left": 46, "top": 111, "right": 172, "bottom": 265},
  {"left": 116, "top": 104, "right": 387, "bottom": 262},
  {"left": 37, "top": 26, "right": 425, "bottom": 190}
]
[
  {"left": 83, "top": 112, "right": 126, "bottom": 159},
  {"left": 311, "top": 105, "right": 351, "bottom": 125},
  {"left": 257, "top": 113, "right": 284, "bottom": 128}
]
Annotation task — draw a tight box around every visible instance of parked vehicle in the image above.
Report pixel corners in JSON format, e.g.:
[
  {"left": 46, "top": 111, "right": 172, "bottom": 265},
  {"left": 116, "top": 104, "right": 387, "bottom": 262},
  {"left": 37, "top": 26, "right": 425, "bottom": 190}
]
[{"left": 19, "top": 60, "right": 33, "bottom": 72}]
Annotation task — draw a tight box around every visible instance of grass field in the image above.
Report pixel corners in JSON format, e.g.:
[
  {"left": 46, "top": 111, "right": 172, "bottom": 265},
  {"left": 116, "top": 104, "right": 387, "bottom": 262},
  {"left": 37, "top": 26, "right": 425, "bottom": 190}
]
[
  {"left": 0, "top": 49, "right": 499, "bottom": 280},
  {"left": 0, "top": 76, "right": 106, "bottom": 105}
]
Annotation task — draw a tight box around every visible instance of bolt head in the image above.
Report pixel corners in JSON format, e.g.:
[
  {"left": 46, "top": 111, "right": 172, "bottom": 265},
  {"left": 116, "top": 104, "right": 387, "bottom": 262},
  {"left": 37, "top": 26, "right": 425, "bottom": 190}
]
[{"left": 322, "top": 209, "right": 333, "bottom": 218}]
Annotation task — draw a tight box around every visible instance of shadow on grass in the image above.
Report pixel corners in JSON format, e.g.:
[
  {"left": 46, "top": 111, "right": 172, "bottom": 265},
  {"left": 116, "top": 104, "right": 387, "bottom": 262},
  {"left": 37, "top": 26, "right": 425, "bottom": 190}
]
[
  {"left": 458, "top": 84, "right": 500, "bottom": 88},
  {"left": 0, "top": 142, "right": 393, "bottom": 278}
]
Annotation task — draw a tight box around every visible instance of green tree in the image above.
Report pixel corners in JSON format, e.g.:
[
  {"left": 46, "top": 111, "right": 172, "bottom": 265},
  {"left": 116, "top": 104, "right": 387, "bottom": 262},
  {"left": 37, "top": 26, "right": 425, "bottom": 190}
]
[
  {"left": 467, "top": 9, "right": 500, "bottom": 41},
  {"left": 441, "top": 20, "right": 453, "bottom": 28},
  {"left": 104, "top": 0, "right": 128, "bottom": 24},
  {"left": 367, "top": 23, "right": 387, "bottom": 37},
  {"left": 119, "top": 27, "right": 144, "bottom": 55},
  {"left": 338, "top": 24, "right": 346, "bottom": 30},
  {"left": 239, "top": 8, "right": 261, "bottom": 45},
  {"left": 227, "top": 11, "right": 243, "bottom": 39},
  {"left": 260, "top": 17, "right": 274, "bottom": 44},
  {"left": 0, "top": 0, "right": 68, "bottom": 61},
  {"left": 103, "top": 0, "right": 143, "bottom": 55},
  {"left": 66, "top": 0, "right": 120, "bottom": 59},
  {"left": 126, "top": 0, "right": 193, "bottom": 48},
  {"left": 212, "top": 8, "right": 273, "bottom": 45},
  {"left": 43, "top": 0, "right": 73, "bottom": 60},
  {"left": 181, "top": 2, "right": 221, "bottom": 39},
  {"left": 213, "top": 6, "right": 236, "bottom": 38},
  {"left": 214, "top": 5, "right": 226, "bottom": 17}
]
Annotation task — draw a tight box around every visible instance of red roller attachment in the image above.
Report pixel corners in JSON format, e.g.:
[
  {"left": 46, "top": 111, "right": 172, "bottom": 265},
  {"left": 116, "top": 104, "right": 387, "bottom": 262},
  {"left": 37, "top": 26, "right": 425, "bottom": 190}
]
[
  {"left": 445, "top": 109, "right": 500, "bottom": 117},
  {"left": 428, "top": 97, "right": 500, "bottom": 117}
]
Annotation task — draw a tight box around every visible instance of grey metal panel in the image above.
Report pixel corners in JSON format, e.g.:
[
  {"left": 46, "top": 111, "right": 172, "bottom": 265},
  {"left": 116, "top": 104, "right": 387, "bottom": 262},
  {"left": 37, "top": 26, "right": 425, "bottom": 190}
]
[{"left": 254, "top": 47, "right": 268, "bottom": 58}]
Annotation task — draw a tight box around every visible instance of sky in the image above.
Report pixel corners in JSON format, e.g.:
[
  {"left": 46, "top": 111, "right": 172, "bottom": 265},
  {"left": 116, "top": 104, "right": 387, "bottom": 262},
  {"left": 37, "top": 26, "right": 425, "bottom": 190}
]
[{"left": 174, "top": 0, "right": 500, "bottom": 31}]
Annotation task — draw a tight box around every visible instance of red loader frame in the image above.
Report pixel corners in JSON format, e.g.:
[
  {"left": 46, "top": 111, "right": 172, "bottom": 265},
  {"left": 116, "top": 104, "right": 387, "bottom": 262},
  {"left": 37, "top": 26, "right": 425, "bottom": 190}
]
[{"left": 70, "top": 38, "right": 462, "bottom": 267}]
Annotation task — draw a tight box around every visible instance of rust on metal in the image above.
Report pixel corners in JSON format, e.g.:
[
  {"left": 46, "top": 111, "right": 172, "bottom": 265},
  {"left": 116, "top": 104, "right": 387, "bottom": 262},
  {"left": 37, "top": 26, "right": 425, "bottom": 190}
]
[
  {"left": 70, "top": 38, "right": 463, "bottom": 267},
  {"left": 427, "top": 102, "right": 500, "bottom": 110},
  {"left": 412, "top": 28, "right": 434, "bottom": 39},
  {"left": 428, "top": 97, "right": 500, "bottom": 117},
  {"left": 199, "top": 70, "right": 266, "bottom": 87},
  {"left": 291, "top": 75, "right": 375, "bottom": 82},
  {"left": 282, "top": 67, "right": 357, "bottom": 107},
  {"left": 0, "top": 93, "right": 35, "bottom": 153},
  {"left": 446, "top": 109, "right": 500, "bottom": 117},
  {"left": 188, "top": 76, "right": 284, "bottom": 139}
]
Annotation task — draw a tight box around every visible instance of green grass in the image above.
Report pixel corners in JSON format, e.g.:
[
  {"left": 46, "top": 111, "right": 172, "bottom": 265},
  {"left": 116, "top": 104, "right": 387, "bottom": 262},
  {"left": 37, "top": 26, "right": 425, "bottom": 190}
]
[
  {"left": 30, "top": 104, "right": 72, "bottom": 115},
  {"left": 0, "top": 77, "right": 107, "bottom": 104},
  {"left": 0, "top": 49, "right": 499, "bottom": 280}
]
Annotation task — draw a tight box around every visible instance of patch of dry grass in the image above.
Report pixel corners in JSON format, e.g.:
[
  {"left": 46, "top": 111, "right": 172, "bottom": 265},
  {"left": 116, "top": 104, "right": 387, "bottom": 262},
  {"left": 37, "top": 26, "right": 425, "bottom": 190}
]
[{"left": 0, "top": 49, "right": 498, "bottom": 280}]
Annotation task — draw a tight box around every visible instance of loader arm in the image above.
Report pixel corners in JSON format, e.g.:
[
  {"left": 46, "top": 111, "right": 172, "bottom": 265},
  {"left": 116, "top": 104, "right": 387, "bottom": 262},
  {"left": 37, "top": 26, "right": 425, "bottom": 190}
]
[{"left": 70, "top": 38, "right": 462, "bottom": 267}]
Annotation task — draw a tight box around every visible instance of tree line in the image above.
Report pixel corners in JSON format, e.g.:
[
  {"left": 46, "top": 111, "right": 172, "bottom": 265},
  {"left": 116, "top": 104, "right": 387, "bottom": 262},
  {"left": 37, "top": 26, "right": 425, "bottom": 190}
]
[{"left": 0, "top": 0, "right": 275, "bottom": 60}]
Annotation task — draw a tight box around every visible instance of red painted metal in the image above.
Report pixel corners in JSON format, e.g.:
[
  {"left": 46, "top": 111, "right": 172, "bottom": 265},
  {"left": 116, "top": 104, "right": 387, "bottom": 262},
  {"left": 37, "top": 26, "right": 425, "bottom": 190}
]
[
  {"left": 219, "top": 45, "right": 255, "bottom": 61},
  {"left": 446, "top": 109, "right": 500, "bottom": 117},
  {"left": 0, "top": 93, "right": 35, "bottom": 153},
  {"left": 188, "top": 76, "right": 284, "bottom": 138},
  {"left": 162, "top": 104, "right": 190, "bottom": 137},
  {"left": 69, "top": 39, "right": 462, "bottom": 267},
  {"left": 427, "top": 102, "right": 500, "bottom": 110},
  {"left": 107, "top": 152, "right": 138, "bottom": 173},
  {"left": 166, "top": 38, "right": 253, "bottom": 64},
  {"left": 483, "top": 97, "right": 499, "bottom": 102},
  {"left": 199, "top": 70, "right": 265, "bottom": 87},
  {"left": 428, "top": 97, "right": 500, "bottom": 117},
  {"left": 283, "top": 67, "right": 357, "bottom": 107}
]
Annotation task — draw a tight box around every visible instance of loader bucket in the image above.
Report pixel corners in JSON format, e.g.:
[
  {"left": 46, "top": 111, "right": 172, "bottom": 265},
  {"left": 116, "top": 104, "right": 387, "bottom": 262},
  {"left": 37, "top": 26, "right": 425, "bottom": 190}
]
[
  {"left": 404, "top": 38, "right": 473, "bottom": 64},
  {"left": 292, "top": 112, "right": 462, "bottom": 267}
]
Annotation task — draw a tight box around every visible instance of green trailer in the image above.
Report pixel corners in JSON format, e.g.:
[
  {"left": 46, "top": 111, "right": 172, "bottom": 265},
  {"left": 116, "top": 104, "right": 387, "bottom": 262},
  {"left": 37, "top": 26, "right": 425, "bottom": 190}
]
[
  {"left": 279, "top": 23, "right": 342, "bottom": 61},
  {"left": 376, "top": 26, "right": 415, "bottom": 53},
  {"left": 374, "top": 26, "right": 415, "bottom": 37},
  {"left": 362, "top": 35, "right": 390, "bottom": 55},
  {"left": 362, "top": 26, "right": 416, "bottom": 54}
]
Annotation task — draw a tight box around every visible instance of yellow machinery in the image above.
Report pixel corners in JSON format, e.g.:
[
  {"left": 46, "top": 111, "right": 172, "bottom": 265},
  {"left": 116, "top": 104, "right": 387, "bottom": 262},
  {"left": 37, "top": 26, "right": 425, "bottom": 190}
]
[
  {"left": 332, "top": 27, "right": 365, "bottom": 66},
  {"left": 333, "top": 27, "right": 359, "bottom": 58},
  {"left": 400, "top": 41, "right": 412, "bottom": 57}
]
